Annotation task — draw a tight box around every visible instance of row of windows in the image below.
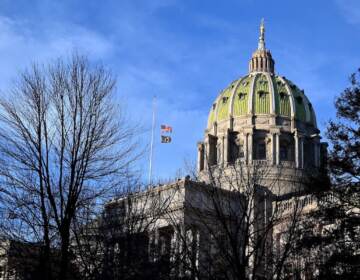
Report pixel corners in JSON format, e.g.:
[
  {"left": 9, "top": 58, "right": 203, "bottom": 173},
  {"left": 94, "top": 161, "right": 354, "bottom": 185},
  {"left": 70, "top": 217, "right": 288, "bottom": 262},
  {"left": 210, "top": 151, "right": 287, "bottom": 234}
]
[
  {"left": 205, "top": 135, "right": 295, "bottom": 167},
  {"left": 211, "top": 91, "right": 307, "bottom": 111}
]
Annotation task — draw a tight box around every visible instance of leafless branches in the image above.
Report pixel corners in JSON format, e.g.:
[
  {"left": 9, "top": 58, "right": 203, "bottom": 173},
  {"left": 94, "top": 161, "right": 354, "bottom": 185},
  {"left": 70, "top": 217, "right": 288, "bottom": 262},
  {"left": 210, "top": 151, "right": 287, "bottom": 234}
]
[
  {"left": 0, "top": 54, "right": 141, "bottom": 280},
  {"left": 169, "top": 160, "right": 306, "bottom": 280}
]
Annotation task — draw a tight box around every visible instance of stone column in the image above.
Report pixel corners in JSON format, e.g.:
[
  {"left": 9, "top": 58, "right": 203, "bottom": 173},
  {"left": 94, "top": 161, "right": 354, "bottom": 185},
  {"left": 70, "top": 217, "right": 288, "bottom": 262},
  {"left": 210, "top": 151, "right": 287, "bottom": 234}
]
[
  {"left": 177, "top": 226, "right": 186, "bottom": 278},
  {"left": 204, "top": 138, "right": 209, "bottom": 170},
  {"left": 149, "top": 229, "right": 159, "bottom": 262},
  {"left": 269, "top": 129, "right": 280, "bottom": 165},
  {"left": 170, "top": 227, "right": 177, "bottom": 263},
  {"left": 244, "top": 133, "right": 248, "bottom": 163},
  {"left": 275, "top": 133, "right": 280, "bottom": 165},
  {"left": 270, "top": 133, "right": 276, "bottom": 165},
  {"left": 294, "top": 132, "right": 304, "bottom": 168},
  {"left": 220, "top": 136, "right": 225, "bottom": 166},
  {"left": 194, "top": 229, "right": 200, "bottom": 271},
  {"left": 295, "top": 133, "right": 299, "bottom": 168},
  {"left": 224, "top": 132, "right": 229, "bottom": 164},
  {"left": 197, "top": 142, "right": 204, "bottom": 172},
  {"left": 300, "top": 137, "right": 304, "bottom": 169},
  {"left": 248, "top": 132, "right": 253, "bottom": 163}
]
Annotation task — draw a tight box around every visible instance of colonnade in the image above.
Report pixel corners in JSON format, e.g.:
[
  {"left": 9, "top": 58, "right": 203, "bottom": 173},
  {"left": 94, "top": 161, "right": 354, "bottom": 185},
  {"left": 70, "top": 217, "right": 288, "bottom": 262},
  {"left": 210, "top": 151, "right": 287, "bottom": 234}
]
[{"left": 198, "top": 130, "right": 321, "bottom": 172}]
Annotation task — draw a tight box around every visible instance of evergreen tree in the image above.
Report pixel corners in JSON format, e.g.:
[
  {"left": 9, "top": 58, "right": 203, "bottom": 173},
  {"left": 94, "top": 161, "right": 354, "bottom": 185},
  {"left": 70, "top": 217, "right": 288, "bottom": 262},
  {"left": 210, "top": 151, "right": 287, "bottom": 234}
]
[
  {"left": 327, "top": 69, "right": 360, "bottom": 187},
  {"left": 304, "top": 69, "right": 360, "bottom": 279}
]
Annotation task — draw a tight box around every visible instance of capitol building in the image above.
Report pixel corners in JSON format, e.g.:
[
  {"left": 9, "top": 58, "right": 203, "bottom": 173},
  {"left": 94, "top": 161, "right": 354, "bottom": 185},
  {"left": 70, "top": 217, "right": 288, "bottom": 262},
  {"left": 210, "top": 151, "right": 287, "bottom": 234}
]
[{"left": 102, "top": 21, "right": 329, "bottom": 280}]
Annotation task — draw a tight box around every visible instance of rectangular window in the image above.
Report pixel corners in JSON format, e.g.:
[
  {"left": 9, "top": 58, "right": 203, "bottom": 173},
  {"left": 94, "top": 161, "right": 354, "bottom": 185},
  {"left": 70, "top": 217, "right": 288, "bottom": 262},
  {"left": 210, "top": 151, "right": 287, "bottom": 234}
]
[
  {"left": 258, "top": 143, "right": 266, "bottom": 159},
  {"left": 280, "top": 145, "right": 288, "bottom": 160}
]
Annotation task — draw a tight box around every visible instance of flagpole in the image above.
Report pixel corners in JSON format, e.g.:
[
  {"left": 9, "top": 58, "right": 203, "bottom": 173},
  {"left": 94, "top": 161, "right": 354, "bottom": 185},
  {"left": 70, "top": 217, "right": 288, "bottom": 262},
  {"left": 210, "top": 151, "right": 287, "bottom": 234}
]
[{"left": 148, "top": 96, "right": 156, "bottom": 186}]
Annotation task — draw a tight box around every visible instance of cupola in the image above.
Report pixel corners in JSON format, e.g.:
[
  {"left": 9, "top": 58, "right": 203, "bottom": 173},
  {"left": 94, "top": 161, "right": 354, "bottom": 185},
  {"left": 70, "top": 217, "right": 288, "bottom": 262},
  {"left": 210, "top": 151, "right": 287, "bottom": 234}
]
[{"left": 249, "top": 19, "right": 275, "bottom": 74}]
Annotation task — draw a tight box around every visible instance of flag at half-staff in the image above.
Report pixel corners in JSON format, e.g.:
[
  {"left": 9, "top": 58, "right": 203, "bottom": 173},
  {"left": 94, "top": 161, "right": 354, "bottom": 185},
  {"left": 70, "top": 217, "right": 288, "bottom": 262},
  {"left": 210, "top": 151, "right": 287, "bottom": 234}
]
[{"left": 161, "top": 135, "right": 171, "bottom": 143}]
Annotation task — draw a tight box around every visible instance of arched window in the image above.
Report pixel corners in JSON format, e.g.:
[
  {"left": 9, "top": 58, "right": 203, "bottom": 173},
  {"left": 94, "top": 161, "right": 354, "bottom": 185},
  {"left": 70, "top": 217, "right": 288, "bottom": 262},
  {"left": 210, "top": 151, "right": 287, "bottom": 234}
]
[
  {"left": 238, "top": 92, "right": 246, "bottom": 100},
  {"left": 258, "top": 90, "right": 267, "bottom": 99}
]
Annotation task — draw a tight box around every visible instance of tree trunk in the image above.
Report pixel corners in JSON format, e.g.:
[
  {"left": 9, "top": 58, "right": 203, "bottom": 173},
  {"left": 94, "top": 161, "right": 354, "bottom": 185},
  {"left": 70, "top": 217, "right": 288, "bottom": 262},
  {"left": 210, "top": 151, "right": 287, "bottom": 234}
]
[{"left": 60, "top": 225, "right": 71, "bottom": 280}]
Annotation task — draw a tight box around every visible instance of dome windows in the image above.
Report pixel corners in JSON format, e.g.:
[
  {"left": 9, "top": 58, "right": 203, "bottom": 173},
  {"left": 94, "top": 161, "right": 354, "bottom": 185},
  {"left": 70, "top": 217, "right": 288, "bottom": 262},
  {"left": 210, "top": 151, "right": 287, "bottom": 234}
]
[
  {"left": 258, "top": 90, "right": 268, "bottom": 99},
  {"left": 238, "top": 92, "right": 246, "bottom": 100},
  {"left": 258, "top": 80, "right": 268, "bottom": 85},
  {"left": 207, "top": 73, "right": 317, "bottom": 129},
  {"left": 279, "top": 92, "right": 287, "bottom": 99}
]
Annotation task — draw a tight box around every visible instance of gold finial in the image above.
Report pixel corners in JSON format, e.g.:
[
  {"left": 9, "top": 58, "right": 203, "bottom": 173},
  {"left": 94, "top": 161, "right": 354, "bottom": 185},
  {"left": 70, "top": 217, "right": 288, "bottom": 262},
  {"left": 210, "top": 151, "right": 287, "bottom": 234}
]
[{"left": 258, "top": 18, "right": 265, "bottom": 50}]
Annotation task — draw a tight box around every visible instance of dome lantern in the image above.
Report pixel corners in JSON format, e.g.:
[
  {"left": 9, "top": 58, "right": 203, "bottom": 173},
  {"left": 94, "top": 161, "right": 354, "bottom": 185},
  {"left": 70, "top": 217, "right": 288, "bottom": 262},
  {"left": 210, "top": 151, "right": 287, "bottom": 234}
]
[{"left": 249, "top": 19, "right": 275, "bottom": 74}]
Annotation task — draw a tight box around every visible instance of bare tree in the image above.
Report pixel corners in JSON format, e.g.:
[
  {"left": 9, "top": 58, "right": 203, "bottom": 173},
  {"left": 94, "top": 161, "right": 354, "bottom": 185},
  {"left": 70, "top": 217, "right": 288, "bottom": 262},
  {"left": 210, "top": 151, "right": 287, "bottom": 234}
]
[
  {"left": 167, "top": 160, "right": 307, "bottom": 280},
  {"left": 0, "top": 54, "right": 141, "bottom": 280},
  {"left": 72, "top": 173, "right": 182, "bottom": 280}
]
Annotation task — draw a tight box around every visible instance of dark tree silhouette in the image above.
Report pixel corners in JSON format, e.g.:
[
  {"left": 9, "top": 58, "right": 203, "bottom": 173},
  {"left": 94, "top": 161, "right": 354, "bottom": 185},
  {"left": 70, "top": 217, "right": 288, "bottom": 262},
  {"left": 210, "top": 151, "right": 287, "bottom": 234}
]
[
  {"left": 0, "top": 54, "right": 141, "bottom": 280},
  {"left": 296, "top": 69, "right": 360, "bottom": 280},
  {"left": 327, "top": 69, "right": 360, "bottom": 186}
]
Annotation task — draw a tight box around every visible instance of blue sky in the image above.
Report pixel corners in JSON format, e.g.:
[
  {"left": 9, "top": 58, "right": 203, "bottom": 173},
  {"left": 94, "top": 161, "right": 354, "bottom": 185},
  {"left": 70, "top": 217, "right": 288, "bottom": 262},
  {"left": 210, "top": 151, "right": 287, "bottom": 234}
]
[{"left": 0, "top": 0, "right": 359, "bottom": 181}]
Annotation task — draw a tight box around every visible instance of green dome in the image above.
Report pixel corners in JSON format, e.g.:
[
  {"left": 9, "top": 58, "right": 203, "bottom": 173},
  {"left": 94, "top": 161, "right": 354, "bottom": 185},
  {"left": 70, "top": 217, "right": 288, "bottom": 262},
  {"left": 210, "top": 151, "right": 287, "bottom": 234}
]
[{"left": 207, "top": 73, "right": 317, "bottom": 128}]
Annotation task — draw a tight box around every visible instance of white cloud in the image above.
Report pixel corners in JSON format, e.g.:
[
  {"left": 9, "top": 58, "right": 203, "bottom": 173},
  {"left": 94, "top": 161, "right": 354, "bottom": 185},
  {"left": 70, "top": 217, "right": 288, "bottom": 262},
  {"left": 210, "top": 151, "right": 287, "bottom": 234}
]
[{"left": 0, "top": 16, "right": 114, "bottom": 89}]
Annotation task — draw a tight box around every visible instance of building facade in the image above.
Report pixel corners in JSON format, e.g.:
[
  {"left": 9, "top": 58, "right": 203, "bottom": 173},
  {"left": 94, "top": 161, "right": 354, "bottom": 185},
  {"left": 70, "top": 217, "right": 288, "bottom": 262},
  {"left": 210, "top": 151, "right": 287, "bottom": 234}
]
[{"left": 99, "top": 21, "right": 330, "bottom": 280}]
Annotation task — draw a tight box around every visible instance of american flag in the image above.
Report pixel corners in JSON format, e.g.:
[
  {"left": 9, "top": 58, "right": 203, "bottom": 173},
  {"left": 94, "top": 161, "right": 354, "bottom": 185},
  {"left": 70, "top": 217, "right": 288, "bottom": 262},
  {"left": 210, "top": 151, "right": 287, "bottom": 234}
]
[{"left": 161, "top": 124, "right": 172, "bottom": 133}]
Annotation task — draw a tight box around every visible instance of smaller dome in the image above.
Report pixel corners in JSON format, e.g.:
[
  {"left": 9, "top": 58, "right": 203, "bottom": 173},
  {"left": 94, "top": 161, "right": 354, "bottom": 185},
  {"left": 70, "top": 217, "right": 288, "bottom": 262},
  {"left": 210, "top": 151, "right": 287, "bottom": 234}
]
[{"left": 207, "top": 73, "right": 317, "bottom": 129}]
